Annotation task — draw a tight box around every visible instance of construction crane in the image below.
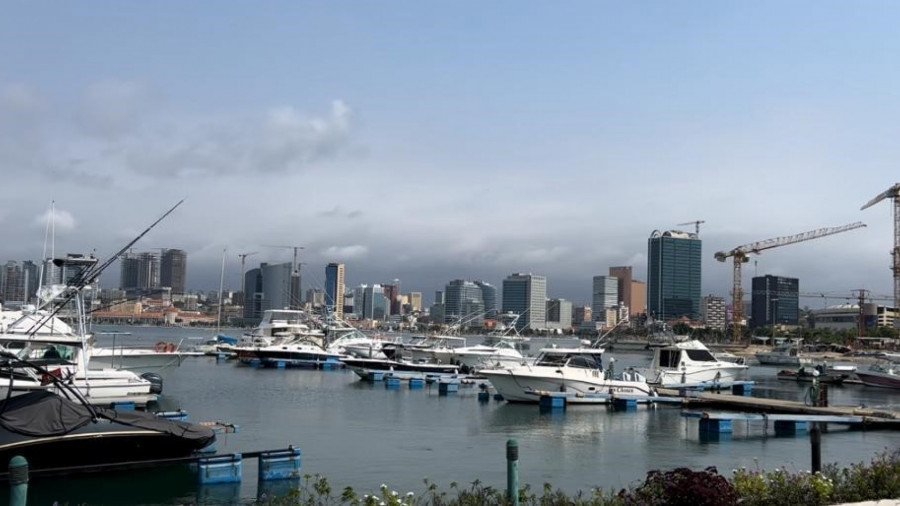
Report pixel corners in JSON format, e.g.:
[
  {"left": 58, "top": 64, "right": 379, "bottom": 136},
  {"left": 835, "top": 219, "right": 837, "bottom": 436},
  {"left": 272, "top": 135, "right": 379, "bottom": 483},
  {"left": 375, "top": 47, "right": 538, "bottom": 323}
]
[
  {"left": 263, "top": 245, "right": 304, "bottom": 309},
  {"left": 237, "top": 251, "right": 258, "bottom": 302},
  {"left": 715, "top": 222, "right": 867, "bottom": 342},
  {"left": 860, "top": 183, "right": 900, "bottom": 323},
  {"left": 677, "top": 220, "right": 705, "bottom": 235}
]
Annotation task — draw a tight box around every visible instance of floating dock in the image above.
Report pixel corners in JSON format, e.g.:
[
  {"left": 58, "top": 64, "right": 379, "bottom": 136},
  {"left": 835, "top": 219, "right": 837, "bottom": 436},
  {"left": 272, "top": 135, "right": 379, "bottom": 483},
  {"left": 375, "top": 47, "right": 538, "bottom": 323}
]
[{"left": 657, "top": 387, "right": 900, "bottom": 425}]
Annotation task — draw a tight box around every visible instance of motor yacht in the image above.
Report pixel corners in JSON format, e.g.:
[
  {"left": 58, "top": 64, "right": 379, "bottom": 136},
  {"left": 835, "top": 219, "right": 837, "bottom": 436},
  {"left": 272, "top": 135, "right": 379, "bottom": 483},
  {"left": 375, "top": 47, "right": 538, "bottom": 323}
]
[
  {"left": 479, "top": 347, "right": 656, "bottom": 403},
  {"left": 88, "top": 340, "right": 191, "bottom": 378},
  {"left": 639, "top": 339, "right": 749, "bottom": 386},
  {"left": 755, "top": 341, "right": 811, "bottom": 366},
  {"left": 0, "top": 352, "right": 214, "bottom": 475},
  {"left": 239, "top": 309, "right": 326, "bottom": 348},
  {"left": 236, "top": 338, "right": 342, "bottom": 368},
  {"left": 855, "top": 362, "right": 900, "bottom": 389},
  {"left": 340, "top": 356, "right": 460, "bottom": 380},
  {"left": 385, "top": 335, "right": 467, "bottom": 362},
  {"left": 429, "top": 336, "right": 530, "bottom": 369}
]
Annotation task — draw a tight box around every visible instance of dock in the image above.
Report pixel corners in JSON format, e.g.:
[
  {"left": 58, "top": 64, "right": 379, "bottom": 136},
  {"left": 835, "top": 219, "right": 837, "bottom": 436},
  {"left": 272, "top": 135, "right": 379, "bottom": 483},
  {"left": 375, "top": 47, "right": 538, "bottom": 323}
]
[{"left": 657, "top": 387, "right": 900, "bottom": 425}]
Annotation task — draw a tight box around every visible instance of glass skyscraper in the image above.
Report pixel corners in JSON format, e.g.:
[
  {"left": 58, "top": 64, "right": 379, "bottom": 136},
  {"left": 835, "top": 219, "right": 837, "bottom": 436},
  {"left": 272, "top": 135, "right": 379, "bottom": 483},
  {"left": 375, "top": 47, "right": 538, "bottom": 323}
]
[
  {"left": 647, "top": 230, "right": 702, "bottom": 320},
  {"left": 325, "top": 263, "right": 345, "bottom": 319},
  {"left": 750, "top": 275, "right": 799, "bottom": 328},
  {"left": 501, "top": 273, "right": 547, "bottom": 331}
]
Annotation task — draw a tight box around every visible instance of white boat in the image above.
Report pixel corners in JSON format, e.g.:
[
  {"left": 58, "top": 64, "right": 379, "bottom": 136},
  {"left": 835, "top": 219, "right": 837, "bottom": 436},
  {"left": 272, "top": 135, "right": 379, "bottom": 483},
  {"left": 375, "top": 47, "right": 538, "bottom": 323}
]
[
  {"left": 430, "top": 336, "right": 530, "bottom": 369},
  {"left": 384, "top": 335, "right": 467, "bottom": 362},
  {"left": 711, "top": 351, "right": 747, "bottom": 366},
  {"left": 236, "top": 338, "right": 342, "bottom": 368},
  {"left": 240, "top": 309, "right": 326, "bottom": 348},
  {"left": 88, "top": 340, "right": 190, "bottom": 377},
  {"left": 855, "top": 362, "right": 900, "bottom": 389},
  {"left": 755, "top": 342, "right": 811, "bottom": 366},
  {"left": 479, "top": 347, "right": 656, "bottom": 403},
  {"left": 0, "top": 307, "right": 157, "bottom": 406},
  {"left": 639, "top": 340, "right": 749, "bottom": 386}
]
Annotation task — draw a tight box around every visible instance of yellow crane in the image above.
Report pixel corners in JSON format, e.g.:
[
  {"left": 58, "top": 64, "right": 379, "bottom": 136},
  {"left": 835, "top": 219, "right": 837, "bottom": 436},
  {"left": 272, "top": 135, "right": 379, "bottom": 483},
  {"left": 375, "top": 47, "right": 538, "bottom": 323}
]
[
  {"left": 860, "top": 183, "right": 900, "bottom": 323},
  {"left": 677, "top": 220, "right": 706, "bottom": 235},
  {"left": 715, "top": 222, "right": 866, "bottom": 342}
]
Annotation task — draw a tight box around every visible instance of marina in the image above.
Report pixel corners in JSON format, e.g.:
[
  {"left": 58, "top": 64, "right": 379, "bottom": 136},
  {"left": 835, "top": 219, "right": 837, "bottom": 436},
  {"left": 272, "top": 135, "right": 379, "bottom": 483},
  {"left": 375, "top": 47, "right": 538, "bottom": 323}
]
[{"left": 10, "top": 325, "right": 896, "bottom": 505}]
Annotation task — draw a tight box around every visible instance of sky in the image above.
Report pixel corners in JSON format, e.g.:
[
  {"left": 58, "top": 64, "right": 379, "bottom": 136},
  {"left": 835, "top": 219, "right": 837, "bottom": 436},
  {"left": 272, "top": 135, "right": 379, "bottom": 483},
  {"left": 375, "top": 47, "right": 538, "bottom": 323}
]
[{"left": 2, "top": 1, "right": 900, "bottom": 307}]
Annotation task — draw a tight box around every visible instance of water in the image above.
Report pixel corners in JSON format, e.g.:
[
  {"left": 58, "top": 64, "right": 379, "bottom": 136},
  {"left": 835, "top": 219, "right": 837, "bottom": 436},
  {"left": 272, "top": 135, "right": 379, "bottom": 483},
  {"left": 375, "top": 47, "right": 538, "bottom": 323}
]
[{"left": 18, "top": 326, "right": 900, "bottom": 505}]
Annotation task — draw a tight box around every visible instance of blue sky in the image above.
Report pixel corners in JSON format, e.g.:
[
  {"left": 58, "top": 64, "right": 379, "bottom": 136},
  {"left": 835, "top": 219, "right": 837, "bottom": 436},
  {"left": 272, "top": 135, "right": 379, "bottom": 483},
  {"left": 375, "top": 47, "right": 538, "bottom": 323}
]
[{"left": 1, "top": 2, "right": 899, "bottom": 305}]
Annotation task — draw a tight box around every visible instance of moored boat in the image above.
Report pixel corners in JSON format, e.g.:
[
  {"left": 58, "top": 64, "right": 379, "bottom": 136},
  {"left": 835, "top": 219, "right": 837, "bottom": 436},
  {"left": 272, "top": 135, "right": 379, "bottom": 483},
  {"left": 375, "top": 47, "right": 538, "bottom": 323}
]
[
  {"left": 340, "top": 356, "right": 460, "bottom": 380},
  {"left": 638, "top": 339, "right": 749, "bottom": 386},
  {"left": 855, "top": 362, "right": 900, "bottom": 389},
  {"left": 479, "top": 347, "right": 655, "bottom": 403}
]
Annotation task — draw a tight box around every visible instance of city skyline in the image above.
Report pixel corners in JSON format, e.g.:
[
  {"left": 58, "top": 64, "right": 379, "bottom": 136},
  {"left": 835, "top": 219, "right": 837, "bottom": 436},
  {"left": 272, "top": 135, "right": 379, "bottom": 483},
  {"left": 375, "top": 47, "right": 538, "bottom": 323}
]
[{"left": 1, "top": 3, "right": 898, "bottom": 306}]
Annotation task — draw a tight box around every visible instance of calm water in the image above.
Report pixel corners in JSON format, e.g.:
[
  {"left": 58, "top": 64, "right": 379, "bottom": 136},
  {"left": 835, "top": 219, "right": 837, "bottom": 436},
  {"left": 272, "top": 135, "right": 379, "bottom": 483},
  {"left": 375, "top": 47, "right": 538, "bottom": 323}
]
[{"left": 17, "top": 326, "right": 900, "bottom": 505}]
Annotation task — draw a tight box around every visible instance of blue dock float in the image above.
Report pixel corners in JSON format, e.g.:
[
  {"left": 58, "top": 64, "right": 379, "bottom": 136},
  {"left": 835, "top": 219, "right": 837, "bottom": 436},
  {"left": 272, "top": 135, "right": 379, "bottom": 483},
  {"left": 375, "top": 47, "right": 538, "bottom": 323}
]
[
  {"left": 198, "top": 454, "right": 243, "bottom": 484},
  {"left": 438, "top": 381, "right": 459, "bottom": 395},
  {"left": 682, "top": 411, "right": 868, "bottom": 437},
  {"left": 385, "top": 376, "right": 401, "bottom": 388},
  {"left": 275, "top": 361, "right": 287, "bottom": 369},
  {"left": 613, "top": 398, "right": 638, "bottom": 411},
  {"left": 494, "top": 393, "right": 504, "bottom": 401},
  {"left": 671, "top": 380, "right": 755, "bottom": 394},
  {"left": 258, "top": 447, "right": 301, "bottom": 480},
  {"left": 366, "top": 371, "right": 385, "bottom": 382},
  {"left": 477, "top": 391, "right": 490, "bottom": 402},
  {"left": 539, "top": 394, "right": 566, "bottom": 410},
  {"left": 409, "top": 378, "right": 425, "bottom": 389},
  {"left": 111, "top": 401, "right": 135, "bottom": 411}
]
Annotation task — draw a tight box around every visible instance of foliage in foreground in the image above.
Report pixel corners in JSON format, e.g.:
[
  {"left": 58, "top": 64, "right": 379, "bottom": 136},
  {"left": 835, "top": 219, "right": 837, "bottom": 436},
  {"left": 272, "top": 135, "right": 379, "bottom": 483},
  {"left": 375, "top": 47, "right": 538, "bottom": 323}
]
[{"left": 257, "top": 450, "right": 900, "bottom": 506}]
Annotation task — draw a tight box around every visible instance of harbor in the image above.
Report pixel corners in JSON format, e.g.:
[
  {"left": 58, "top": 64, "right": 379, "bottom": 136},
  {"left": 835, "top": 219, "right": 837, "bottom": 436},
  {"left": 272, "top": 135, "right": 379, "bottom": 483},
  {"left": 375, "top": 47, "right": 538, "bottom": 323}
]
[{"left": 5, "top": 324, "right": 893, "bottom": 505}]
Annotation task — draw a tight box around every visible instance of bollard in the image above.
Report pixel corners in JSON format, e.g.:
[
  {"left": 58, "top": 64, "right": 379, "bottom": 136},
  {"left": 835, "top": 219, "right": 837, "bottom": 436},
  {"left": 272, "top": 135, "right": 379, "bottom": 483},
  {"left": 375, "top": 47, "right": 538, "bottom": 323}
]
[
  {"left": 506, "top": 439, "right": 519, "bottom": 506},
  {"left": 810, "top": 423, "right": 822, "bottom": 473},
  {"left": 9, "top": 455, "right": 28, "bottom": 506}
]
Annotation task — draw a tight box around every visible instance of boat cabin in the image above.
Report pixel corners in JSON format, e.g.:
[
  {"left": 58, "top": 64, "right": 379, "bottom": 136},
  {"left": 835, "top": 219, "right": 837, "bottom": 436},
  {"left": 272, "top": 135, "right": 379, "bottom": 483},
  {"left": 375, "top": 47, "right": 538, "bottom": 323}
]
[
  {"left": 650, "top": 341, "right": 718, "bottom": 370},
  {"left": 533, "top": 348, "right": 605, "bottom": 370}
]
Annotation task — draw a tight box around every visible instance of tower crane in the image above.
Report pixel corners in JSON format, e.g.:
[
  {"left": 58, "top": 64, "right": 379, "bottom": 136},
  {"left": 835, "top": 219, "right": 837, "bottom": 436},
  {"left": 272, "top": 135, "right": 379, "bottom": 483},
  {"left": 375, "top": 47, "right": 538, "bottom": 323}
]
[
  {"left": 237, "top": 251, "right": 258, "bottom": 302},
  {"left": 677, "top": 220, "right": 705, "bottom": 235},
  {"left": 860, "top": 183, "right": 900, "bottom": 324},
  {"left": 715, "top": 222, "right": 866, "bottom": 342}
]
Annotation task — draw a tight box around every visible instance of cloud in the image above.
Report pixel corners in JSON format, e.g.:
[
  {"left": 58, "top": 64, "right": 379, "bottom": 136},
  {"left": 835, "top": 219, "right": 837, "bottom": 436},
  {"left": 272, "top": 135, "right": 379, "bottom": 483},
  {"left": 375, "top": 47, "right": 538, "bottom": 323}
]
[
  {"left": 320, "top": 245, "right": 369, "bottom": 260},
  {"left": 120, "top": 99, "right": 355, "bottom": 178},
  {"left": 77, "top": 79, "right": 152, "bottom": 139},
  {"left": 33, "top": 207, "right": 76, "bottom": 232},
  {"left": 316, "top": 206, "right": 363, "bottom": 219}
]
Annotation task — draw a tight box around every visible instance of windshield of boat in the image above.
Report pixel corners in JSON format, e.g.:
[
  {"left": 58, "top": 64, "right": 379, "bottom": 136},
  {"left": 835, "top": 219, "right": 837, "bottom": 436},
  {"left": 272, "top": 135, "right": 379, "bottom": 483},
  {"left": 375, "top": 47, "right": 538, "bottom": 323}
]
[
  {"left": 2, "top": 342, "right": 76, "bottom": 361},
  {"left": 535, "top": 352, "right": 603, "bottom": 370},
  {"left": 685, "top": 349, "right": 716, "bottom": 362}
]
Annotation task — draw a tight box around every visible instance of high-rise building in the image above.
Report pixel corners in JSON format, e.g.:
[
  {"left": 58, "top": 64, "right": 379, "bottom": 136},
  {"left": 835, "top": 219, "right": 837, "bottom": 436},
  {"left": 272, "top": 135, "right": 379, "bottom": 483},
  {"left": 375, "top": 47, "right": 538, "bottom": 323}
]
[
  {"left": 160, "top": 249, "right": 187, "bottom": 294},
  {"left": 572, "top": 305, "right": 592, "bottom": 325},
  {"left": 701, "top": 295, "right": 727, "bottom": 330},
  {"left": 306, "top": 288, "right": 325, "bottom": 308},
  {"left": 592, "top": 276, "right": 618, "bottom": 322},
  {"left": 434, "top": 291, "right": 444, "bottom": 305},
  {"left": 751, "top": 275, "right": 799, "bottom": 328},
  {"left": 474, "top": 281, "right": 497, "bottom": 317},
  {"left": 382, "top": 283, "right": 401, "bottom": 316},
  {"left": 444, "top": 280, "right": 484, "bottom": 325},
  {"left": 120, "top": 251, "right": 160, "bottom": 292},
  {"left": 405, "top": 292, "right": 423, "bottom": 313},
  {"left": 647, "top": 229, "right": 702, "bottom": 320},
  {"left": 546, "top": 298, "right": 573, "bottom": 330},
  {"left": 631, "top": 280, "right": 647, "bottom": 315},
  {"left": 325, "top": 263, "right": 345, "bottom": 319},
  {"left": 242, "top": 262, "right": 300, "bottom": 321},
  {"left": 501, "top": 273, "right": 547, "bottom": 331},
  {"left": 608, "top": 266, "right": 631, "bottom": 308}
]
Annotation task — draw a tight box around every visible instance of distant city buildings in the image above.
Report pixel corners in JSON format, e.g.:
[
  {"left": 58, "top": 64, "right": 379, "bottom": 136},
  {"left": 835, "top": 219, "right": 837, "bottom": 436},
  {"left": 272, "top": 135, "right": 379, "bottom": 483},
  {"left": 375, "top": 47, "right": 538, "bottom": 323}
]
[
  {"left": 750, "top": 275, "right": 799, "bottom": 328},
  {"left": 243, "top": 262, "right": 301, "bottom": 321},
  {"left": 160, "top": 249, "right": 187, "bottom": 294},
  {"left": 546, "top": 298, "right": 573, "bottom": 330},
  {"left": 405, "top": 292, "right": 423, "bottom": 313},
  {"left": 0, "top": 260, "right": 39, "bottom": 307},
  {"left": 592, "top": 275, "right": 618, "bottom": 322},
  {"left": 444, "top": 280, "right": 484, "bottom": 325},
  {"left": 502, "top": 273, "right": 547, "bottom": 331},
  {"left": 325, "top": 263, "right": 345, "bottom": 319},
  {"left": 120, "top": 249, "right": 187, "bottom": 295},
  {"left": 701, "top": 295, "right": 726, "bottom": 330},
  {"left": 647, "top": 229, "right": 702, "bottom": 321},
  {"left": 572, "top": 305, "right": 592, "bottom": 326}
]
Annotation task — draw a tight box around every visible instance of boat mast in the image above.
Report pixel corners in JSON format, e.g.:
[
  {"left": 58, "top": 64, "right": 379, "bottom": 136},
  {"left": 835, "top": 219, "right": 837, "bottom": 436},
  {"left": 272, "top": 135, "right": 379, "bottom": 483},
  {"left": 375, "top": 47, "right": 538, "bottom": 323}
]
[{"left": 216, "top": 249, "right": 227, "bottom": 335}]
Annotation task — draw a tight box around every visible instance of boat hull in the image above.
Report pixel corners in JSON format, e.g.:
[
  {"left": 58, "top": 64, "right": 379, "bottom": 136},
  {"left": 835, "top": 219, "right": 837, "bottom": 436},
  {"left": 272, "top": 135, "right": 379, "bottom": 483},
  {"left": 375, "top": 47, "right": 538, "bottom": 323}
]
[
  {"left": 642, "top": 363, "right": 748, "bottom": 386},
  {"left": 341, "top": 358, "right": 459, "bottom": 379},
  {"left": 855, "top": 371, "right": 900, "bottom": 389},
  {"left": 481, "top": 367, "right": 655, "bottom": 403},
  {"left": 88, "top": 352, "right": 184, "bottom": 377}
]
